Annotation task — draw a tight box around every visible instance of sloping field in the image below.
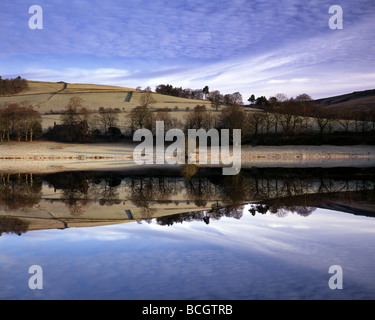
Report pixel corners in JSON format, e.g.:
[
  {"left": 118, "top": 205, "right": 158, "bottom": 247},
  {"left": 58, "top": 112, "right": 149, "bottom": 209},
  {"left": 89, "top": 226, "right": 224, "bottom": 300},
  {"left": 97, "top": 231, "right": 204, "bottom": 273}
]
[
  {"left": 15, "top": 81, "right": 66, "bottom": 95},
  {"left": 319, "top": 96, "right": 375, "bottom": 113},
  {"left": 315, "top": 89, "right": 375, "bottom": 113},
  {"left": 0, "top": 80, "right": 212, "bottom": 114},
  {"left": 62, "top": 82, "right": 134, "bottom": 93}
]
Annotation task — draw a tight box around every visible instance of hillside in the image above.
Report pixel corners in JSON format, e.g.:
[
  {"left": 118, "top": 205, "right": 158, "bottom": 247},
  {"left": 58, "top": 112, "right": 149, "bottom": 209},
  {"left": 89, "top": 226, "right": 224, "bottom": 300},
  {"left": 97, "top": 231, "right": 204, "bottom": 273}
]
[
  {"left": 315, "top": 89, "right": 375, "bottom": 113},
  {"left": 0, "top": 80, "right": 211, "bottom": 114},
  {"left": 2, "top": 81, "right": 375, "bottom": 137},
  {"left": 0, "top": 80, "right": 213, "bottom": 131}
]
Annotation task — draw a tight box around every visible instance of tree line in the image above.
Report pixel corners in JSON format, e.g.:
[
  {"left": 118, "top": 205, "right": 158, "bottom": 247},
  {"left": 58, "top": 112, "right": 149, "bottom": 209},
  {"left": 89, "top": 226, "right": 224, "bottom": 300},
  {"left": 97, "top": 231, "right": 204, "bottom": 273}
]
[
  {"left": 155, "top": 84, "right": 207, "bottom": 100},
  {"left": 251, "top": 93, "right": 375, "bottom": 142},
  {"left": 44, "top": 92, "right": 375, "bottom": 145},
  {"left": 2, "top": 90, "right": 374, "bottom": 145},
  {"left": 46, "top": 96, "right": 123, "bottom": 142},
  {"left": 154, "top": 84, "right": 244, "bottom": 108},
  {"left": 0, "top": 76, "right": 28, "bottom": 96},
  {"left": 131, "top": 92, "right": 375, "bottom": 145}
]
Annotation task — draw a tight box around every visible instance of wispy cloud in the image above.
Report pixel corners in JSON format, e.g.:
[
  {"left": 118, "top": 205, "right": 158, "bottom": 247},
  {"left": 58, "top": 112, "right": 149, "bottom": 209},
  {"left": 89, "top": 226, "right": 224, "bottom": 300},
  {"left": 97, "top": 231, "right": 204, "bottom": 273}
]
[
  {"left": 23, "top": 67, "right": 131, "bottom": 85},
  {"left": 0, "top": 0, "right": 374, "bottom": 98}
]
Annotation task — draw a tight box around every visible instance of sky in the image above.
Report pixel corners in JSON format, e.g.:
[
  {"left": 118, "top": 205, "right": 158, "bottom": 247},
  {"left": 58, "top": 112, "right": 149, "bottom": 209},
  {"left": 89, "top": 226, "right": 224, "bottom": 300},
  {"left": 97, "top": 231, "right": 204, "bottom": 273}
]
[{"left": 0, "top": 0, "right": 374, "bottom": 100}]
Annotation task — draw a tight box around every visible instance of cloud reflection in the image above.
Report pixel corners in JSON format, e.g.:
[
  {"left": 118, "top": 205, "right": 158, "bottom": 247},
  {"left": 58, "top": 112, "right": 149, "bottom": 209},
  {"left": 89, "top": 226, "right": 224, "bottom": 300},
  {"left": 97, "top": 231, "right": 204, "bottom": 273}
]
[{"left": 1, "top": 207, "right": 375, "bottom": 299}]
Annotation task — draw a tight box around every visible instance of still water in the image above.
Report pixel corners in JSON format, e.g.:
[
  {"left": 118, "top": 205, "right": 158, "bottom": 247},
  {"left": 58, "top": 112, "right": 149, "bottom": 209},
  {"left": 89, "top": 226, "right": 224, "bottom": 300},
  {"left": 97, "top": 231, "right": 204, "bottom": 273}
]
[{"left": 0, "top": 168, "right": 375, "bottom": 300}]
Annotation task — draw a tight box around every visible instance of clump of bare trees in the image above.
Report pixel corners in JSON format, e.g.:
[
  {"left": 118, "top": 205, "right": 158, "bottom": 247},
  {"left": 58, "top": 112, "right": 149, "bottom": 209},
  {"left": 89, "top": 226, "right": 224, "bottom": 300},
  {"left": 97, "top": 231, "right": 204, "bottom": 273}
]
[
  {"left": 48, "top": 97, "right": 123, "bottom": 142},
  {"left": 126, "top": 89, "right": 375, "bottom": 146},
  {"left": 0, "top": 103, "right": 42, "bottom": 142},
  {"left": 208, "top": 90, "right": 243, "bottom": 111},
  {"left": 96, "top": 107, "right": 121, "bottom": 135},
  {"left": 243, "top": 92, "right": 375, "bottom": 144},
  {"left": 0, "top": 76, "right": 28, "bottom": 96}
]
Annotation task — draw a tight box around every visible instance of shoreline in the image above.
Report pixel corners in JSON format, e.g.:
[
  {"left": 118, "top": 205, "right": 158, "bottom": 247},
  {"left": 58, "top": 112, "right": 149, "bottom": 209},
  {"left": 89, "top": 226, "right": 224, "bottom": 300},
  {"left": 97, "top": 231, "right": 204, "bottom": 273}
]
[{"left": 0, "top": 141, "right": 374, "bottom": 173}]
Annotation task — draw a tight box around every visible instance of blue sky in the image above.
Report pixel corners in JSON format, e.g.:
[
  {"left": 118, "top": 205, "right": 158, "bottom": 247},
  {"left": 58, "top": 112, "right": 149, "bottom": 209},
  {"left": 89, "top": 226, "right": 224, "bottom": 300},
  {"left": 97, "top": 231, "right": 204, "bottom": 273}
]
[{"left": 0, "top": 0, "right": 374, "bottom": 99}]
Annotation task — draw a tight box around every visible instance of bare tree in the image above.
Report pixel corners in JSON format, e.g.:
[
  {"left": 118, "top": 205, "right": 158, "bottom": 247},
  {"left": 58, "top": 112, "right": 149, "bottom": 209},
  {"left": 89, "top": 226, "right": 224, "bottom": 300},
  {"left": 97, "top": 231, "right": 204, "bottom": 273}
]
[
  {"left": 295, "top": 94, "right": 314, "bottom": 133},
  {"left": 336, "top": 110, "right": 353, "bottom": 133},
  {"left": 263, "top": 112, "right": 276, "bottom": 135},
  {"left": 61, "top": 97, "right": 86, "bottom": 127},
  {"left": 155, "top": 109, "right": 183, "bottom": 131},
  {"left": 185, "top": 105, "right": 215, "bottom": 131},
  {"left": 275, "top": 93, "right": 288, "bottom": 103},
  {"left": 0, "top": 106, "right": 11, "bottom": 142},
  {"left": 218, "top": 104, "right": 246, "bottom": 141},
  {"left": 208, "top": 90, "right": 224, "bottom": 111},
  {"left": 247, "top": 112, "right": 266, "bottom": 137},
  {"left": 295, "top": 93, "right": 312, "bottom": 102},
  {"left": 276, "top": 99, "right": 300, "bottom": 137},
  {"left": 128, "top": 105, "right": 155, "bottom": 133},
  {"left": 98, "top": 108, "right": 120, "bottom": 134},
  {"left": 312, "top": 108, "right": 333, "bottom": 137},
  {"left": 139, "top": 92, "right": 157, "bottom": 108},
  {"left": 356, "top": 111, "right": 371, "bottom": 134}
]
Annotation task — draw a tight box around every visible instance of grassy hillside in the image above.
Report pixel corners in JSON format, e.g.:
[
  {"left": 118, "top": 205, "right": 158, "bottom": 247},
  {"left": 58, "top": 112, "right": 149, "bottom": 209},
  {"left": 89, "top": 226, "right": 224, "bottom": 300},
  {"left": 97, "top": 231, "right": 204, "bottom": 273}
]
[
  {"left": 0, "top": 80, "right": 215, "bottom": 131},
  {"left": 2, "top": 81, "right": 374, "bottom": 144},
  {"left": 0, "top": 80, "right": 212, "bottom": 114},
  {"left": 315, "top": 89, "right": 375, "bottom": 113}
]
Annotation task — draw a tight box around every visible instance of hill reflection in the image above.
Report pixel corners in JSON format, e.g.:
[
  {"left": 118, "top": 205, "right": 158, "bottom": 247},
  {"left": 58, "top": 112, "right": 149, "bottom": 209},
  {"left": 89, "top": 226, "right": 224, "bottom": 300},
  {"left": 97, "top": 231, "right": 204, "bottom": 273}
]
[{"left": 1, "top": 168, "right": 375, "bottom": 235}]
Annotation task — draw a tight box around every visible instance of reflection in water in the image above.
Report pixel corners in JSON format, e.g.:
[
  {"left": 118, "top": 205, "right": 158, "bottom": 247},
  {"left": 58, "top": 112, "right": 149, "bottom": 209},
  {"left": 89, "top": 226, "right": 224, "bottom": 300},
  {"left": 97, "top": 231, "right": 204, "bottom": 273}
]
[
  {"left": 156, "top": 206, "right": 244, "bottom": 226},
  {"left": 0, "top": 168, "right": 375, "bottom": 235},
  {"left": 0, "top": 173, "right": 42, "bottom": 211},
  {"left": 0, "top": 216, "right": 29, "bottom": 236},
  {"left": 248, "top": 203, "right": 316, "bottom": 218},
  {"left": 0, "top": 173, "right": 41, "bottom": 236}
]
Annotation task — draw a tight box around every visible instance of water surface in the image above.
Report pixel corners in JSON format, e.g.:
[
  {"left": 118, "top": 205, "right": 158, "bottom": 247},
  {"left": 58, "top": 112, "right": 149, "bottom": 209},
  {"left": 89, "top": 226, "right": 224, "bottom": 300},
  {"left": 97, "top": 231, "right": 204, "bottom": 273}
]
[{"left": 1, "top": 168, "right": 374, "bottom": 300}]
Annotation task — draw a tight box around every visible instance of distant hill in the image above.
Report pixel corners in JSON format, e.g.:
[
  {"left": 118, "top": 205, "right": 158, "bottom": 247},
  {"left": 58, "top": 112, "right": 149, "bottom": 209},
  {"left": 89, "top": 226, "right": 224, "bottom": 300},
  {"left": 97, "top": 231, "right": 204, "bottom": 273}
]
[{"left": 314, "top": 89, "right": 375, "bottom": 113}]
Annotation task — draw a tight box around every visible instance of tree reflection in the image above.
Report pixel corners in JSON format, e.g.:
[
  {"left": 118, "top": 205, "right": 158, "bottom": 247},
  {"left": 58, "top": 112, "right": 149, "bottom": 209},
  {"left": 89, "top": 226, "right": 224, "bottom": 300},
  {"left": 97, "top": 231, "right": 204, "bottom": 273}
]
[
  {"left": 45, "top": 172, "right": 122, "bottom": 216},
  {"left": 0, "top": 168, "right": 374, "bottom": 230},
  {"left": 0, "top": 173, "right": 42, "bottom": 210},
  {"left": 156, "top": 206, "right": 243, "bottom": 226},
  {"left": 249, "top": 203, "right": 316, "bottom": 218},
  {"left": 213, "top": 172, "right": 249, "bottom": 210},
  {"left": 127, "top": 176, "right": 181, "bottom": 220},
  {"left": 0, "top": 173, "right": 39, "bottom": 236},
  {"left": 0, "top": 216, "right": 29, "bottom": 236},
  {"left": 184, "top": 174, "right": 217, "bottom": 208},
  {"left": 53, "top": 172, "right": 92, "bottom": 216}
]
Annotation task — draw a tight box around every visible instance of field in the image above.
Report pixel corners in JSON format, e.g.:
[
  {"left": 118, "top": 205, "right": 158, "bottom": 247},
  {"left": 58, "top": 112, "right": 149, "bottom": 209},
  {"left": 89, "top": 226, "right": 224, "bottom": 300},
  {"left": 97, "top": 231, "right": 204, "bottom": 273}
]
[
  {"left": 0, "top": 80, "right": 212, "bottom": 113},
  {"left": 0, "top": 80, "right": 218, "bottom": 131}
]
